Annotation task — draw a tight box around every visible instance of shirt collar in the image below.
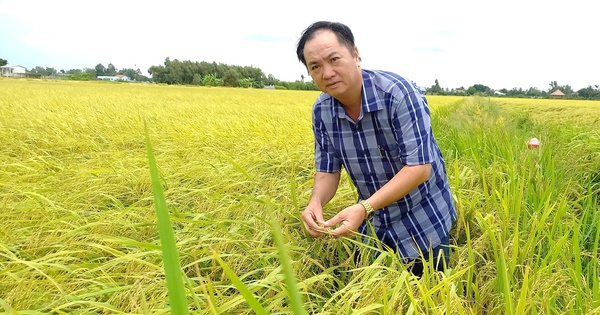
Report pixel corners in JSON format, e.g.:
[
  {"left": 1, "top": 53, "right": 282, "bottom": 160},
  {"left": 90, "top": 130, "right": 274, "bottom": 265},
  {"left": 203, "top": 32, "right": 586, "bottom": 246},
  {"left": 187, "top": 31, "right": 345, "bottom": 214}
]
[{"left": 332, "top": 69, "right": 384, "bottom": 118}]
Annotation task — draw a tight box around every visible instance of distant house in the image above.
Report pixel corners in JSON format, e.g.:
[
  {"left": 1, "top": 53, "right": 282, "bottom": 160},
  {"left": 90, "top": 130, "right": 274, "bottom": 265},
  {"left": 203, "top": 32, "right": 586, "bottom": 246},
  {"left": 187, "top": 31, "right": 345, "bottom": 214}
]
[
  {"left": 97, "top": 74, "right": 131, "bottom": 82},
  {"left": 550, "top": 89, "right": 565, "bottom": 99},
  {"left": 1, "top": 65, "right": 27, "bottom": 77}
]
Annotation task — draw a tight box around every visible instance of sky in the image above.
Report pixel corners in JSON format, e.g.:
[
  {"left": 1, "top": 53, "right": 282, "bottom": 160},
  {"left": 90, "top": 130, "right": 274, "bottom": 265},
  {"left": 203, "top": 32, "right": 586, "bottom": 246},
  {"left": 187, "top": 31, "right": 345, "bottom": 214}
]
[{"left": 1, "top": 0, "right": 598, "bottom": 91}]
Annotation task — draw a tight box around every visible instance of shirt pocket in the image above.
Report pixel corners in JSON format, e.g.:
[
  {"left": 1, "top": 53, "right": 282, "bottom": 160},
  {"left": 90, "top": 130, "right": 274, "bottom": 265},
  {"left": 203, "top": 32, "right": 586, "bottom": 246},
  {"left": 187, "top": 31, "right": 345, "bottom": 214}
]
[{"left": 367, "top": 143, "right": 402, "bottom": 180}]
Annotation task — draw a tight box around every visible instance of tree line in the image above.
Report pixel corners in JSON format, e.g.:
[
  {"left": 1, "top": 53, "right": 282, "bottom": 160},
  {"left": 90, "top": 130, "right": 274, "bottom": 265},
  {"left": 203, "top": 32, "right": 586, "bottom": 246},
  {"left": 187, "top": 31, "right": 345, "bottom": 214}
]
[
  {"left": 29, "top": 64, "right": 150, "bottom": 82},
  {"left": 0, "top": 57, "right": 317, "bottom": 90},
  {"left": 2, "top": 57, "right": 598, "bottom": 97},
  {"left": 426, "top": 79, "right": 600, "bottom": 100},
  {"left": 147, "top": 58, "right": 318, "bottom": 90},
  {"left": 0, "top": 58, "right": 150, "bottom": 82}
]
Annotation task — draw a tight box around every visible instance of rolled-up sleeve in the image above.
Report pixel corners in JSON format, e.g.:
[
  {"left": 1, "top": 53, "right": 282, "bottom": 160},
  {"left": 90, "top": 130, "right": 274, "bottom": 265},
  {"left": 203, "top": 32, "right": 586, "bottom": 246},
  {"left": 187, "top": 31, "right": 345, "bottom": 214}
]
[
  {"left": 313, "top": 115, "right": 341, "bottom": 173},
  {"left": 392, "top": 92, "right": 434, "bottom": 166}
]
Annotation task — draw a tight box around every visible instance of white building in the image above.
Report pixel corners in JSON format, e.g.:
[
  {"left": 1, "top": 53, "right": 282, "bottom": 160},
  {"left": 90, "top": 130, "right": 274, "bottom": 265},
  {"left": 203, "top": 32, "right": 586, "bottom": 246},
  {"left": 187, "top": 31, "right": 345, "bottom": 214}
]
[
  {"left": 1, "top": 65, "right": 27, "bottom": 77},
  {"left": 97, "top": 74, "right": 131, "bottom": 82}
]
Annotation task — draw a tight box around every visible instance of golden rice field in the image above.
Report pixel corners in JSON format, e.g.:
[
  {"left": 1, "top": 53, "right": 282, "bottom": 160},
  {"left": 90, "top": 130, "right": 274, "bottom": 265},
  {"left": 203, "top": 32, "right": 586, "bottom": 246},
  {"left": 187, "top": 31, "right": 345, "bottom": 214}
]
[
  {"left": 494, "top": 97, "right": 600, "bottom": 126},
  {"left": 1, "top": 78, "right": 599, "bottom": 314}
]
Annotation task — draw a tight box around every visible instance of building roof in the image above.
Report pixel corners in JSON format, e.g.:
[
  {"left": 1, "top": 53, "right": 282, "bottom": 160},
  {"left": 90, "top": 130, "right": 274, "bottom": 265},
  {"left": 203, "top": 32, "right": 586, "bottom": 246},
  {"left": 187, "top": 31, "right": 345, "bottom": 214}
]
[
  {"left": 550, "top": 89, "right": 565, "bottom": 96},
  {"left": 1, "top": 64, "right": 27, "bottom": 69},
  {"left": 97, "top": 74, "right": 130, "bottom": 80}
]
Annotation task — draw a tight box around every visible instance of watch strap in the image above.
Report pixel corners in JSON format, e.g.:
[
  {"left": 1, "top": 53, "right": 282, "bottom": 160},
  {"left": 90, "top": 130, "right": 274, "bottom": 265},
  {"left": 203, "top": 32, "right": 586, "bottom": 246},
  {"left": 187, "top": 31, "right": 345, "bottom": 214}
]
[{"left": 359, "top": 200, "right": 375, "bottom": 219}]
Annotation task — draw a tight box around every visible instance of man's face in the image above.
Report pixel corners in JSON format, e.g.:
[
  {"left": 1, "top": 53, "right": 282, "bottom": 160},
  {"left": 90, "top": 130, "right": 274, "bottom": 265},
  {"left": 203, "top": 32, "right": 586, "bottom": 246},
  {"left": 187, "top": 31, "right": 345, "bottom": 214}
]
[{"left": 303, "top": 30, "right": 361, "bottom": 99}]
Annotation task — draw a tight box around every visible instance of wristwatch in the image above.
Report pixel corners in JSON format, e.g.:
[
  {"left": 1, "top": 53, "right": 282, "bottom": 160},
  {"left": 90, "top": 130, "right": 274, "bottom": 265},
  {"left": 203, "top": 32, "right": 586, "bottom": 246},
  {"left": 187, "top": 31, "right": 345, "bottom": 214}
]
[{"left": 359, "top": 200, "right": 375, "bottom": 219}]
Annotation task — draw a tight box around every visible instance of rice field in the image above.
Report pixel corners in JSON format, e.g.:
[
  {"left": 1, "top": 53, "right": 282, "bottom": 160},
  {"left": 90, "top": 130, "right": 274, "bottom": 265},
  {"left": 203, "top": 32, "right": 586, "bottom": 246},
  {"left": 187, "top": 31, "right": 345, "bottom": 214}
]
[{"left": 1, "top": 78, "right": 599, "bottom": 314}]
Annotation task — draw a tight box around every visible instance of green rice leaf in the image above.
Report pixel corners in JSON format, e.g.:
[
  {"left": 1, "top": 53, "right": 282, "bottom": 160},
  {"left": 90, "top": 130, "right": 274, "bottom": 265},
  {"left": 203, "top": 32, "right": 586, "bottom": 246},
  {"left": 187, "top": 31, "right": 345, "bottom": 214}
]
[
  {"left": 213, "top": 254, "right": 268, "bottom": 315},
  {"left": 262, "top": 196, "right": 307, "bottom": 315},
  {"left": 144, "top": 121, "right": 190, "bottom": 315}
]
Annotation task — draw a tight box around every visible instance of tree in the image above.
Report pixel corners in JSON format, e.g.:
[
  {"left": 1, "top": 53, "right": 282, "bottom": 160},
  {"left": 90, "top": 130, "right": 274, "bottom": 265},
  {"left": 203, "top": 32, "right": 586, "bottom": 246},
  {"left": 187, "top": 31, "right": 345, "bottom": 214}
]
[
  {"left": 238, "top": 78, "right": 253, "bottom": 88},
  {"left": 148, "top": 64, "right": 167, "bottom": 83},
  {"left": 203, "top": 73, "right": 222, "bottom": 87},
  {"left": 28, "top": 66, "right": 57, "bottom": 76},
  {"left": 549, "top": 81, "right": 574, "bottom": 95},
  {"left": 223, "top": 68, "right": 241, "bottom": 87},
  {"left": 467, "top": 84, "right": 492, "bottom": 95},
  {"left": 106, "top": 63, "right": 117, "bottom": 75},
  {"left": 559, "top": 85, "right": 574, "bottom": 95},
  {"left": 117, "top": 67, "right": 148, "bottom": 81},
  {"left": 266, "top": 74, "right": 277, "bottom": 86},
  {"left": 95, "top": 63, "right": 106, "bottom": 76},
  {"left": 577, "top": 86, "right": 600, "bottom": 100},
  {"left": 69, "top": 69, "right": 93, "bottom": 80},
  {"left": 29, "top": 66, "right": 43, "bottom": 74},
  {"left": 301, "top": 74, "right": 305, "bottom": 82},
  {"left": 526, "top": 87, "right": 544, "bottom": 98},
  {"left": 429, "top": 79, "right": 443, "bottom": 94},
  {"left": 192, "top": 73, "right": 203, "bottom": 85},
  {"left": 84, "top": 68, "right": 96, "bottom": 78},
  {"left": 0, "top": 58, "right": 7, "bottom": 66}
]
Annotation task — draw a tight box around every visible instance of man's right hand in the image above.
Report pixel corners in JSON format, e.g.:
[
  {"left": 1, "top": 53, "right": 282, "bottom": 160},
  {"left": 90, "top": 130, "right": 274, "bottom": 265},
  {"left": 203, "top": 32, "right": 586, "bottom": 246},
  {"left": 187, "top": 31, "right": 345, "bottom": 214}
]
[
  {"left": 301, "top": 171, "right": 341, "bottom": 238},
  {"left": 301, "top": 205, "right": 326, "bottom": 238}
]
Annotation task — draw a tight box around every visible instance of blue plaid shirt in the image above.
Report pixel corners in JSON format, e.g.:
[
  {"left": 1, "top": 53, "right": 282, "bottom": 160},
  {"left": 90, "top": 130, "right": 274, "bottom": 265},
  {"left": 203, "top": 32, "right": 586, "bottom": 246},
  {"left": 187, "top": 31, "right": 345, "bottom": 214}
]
[{"left": 312, "top": 69, "right": 457, "bottom": 259}]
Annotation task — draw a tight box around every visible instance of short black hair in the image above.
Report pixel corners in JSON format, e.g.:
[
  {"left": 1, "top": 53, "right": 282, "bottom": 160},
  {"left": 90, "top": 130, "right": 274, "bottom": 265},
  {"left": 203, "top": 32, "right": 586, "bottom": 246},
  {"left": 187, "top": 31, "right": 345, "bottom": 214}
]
[{"left": 296, "top": 21, "right": 356, "bottom": 67}]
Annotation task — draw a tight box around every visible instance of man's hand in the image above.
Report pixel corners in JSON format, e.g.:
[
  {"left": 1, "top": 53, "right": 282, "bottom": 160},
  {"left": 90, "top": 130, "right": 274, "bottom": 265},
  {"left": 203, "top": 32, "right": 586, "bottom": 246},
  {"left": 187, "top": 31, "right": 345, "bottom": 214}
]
[
  {"left": 322, "top": 203, "right": 367, "bottom": 237},
  {"left": 301, "top": 205, "right": 327, "bottom": 238}
]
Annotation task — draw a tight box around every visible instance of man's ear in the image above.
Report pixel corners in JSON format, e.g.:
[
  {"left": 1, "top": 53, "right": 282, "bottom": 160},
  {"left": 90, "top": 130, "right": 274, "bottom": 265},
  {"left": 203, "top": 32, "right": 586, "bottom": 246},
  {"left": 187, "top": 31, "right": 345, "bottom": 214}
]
[{"left": 353, "top": 47, "right": 361, "bottom": 63}]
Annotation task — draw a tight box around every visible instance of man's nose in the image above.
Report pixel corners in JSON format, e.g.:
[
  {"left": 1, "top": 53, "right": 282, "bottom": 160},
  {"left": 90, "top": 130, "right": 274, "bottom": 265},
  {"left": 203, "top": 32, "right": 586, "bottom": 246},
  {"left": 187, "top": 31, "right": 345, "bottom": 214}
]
[{"left": 322, "top": 63, "right": 335, "bottom": 79}]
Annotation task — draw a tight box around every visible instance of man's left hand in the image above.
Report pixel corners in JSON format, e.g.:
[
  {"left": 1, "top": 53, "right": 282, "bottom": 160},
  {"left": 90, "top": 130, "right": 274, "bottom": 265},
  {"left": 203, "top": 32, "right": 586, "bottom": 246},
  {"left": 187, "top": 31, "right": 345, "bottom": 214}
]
[{"left": 322, "top": 203, "right": 367, "bottom": 237}]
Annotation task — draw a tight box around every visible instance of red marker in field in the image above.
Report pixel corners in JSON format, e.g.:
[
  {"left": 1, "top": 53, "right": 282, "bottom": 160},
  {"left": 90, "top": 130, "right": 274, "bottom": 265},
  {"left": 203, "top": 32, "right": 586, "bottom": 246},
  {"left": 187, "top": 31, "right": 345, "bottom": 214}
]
[{"left": 527, "top": 137, "right": 540, "bottom": 149}]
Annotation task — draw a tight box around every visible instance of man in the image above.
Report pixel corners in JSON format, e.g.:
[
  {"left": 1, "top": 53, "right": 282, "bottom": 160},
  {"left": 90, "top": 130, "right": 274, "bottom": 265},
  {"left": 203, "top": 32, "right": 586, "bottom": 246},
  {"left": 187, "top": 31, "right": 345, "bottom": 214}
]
[{"left": 296, "top": 21, "right": 457, "bottom": 274}]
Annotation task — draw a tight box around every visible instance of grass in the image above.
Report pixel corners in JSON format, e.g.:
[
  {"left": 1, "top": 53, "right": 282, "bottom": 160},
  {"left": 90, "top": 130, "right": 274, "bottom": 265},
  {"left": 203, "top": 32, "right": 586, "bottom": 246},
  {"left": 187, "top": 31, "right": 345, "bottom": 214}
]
[{"left": 1, "top": 78, "right": 599, "bottom": 314}]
